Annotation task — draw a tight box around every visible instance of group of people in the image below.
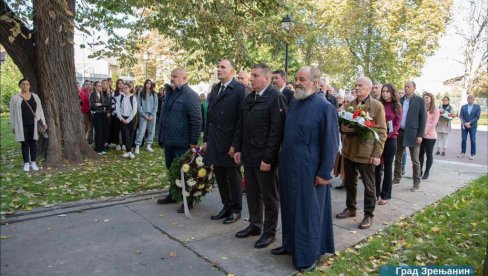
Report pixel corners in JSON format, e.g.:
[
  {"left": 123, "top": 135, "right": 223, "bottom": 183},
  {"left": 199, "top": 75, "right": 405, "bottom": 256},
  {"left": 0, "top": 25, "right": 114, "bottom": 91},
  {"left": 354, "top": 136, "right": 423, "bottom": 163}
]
[
  {"left": 78, "top": 78, "right": 163, "bottom": 159},
  {"left": 8, "top": 58, "right": 481, "bottom": 271}
]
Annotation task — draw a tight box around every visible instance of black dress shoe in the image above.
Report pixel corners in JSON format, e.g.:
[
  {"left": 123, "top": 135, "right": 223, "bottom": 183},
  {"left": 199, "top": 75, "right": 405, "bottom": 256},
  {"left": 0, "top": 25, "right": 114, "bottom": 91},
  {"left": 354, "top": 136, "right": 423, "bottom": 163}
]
[
  {"left": 422, "top": 172, "right": 429, "bottom": 180},
  {"left": 211, "top": 208, "right": 230, "bottom": 220},
  {"left": 254, "top": 234, "right": 276, "bottom": 248},
  {"left": 176, "top": 203, "right": 193, "bottom": 213},
  {"left": 157, "top": 195, "right": 177, "bottom": 204},
  {"left": 223, "top": 213, "right": 241, "bottom": 224},
  {"left": 235, "top": 226, "right": 261, "bottom": 238},
  {"left": 271, "top": 246, "right": 288, "bottom": 255}
]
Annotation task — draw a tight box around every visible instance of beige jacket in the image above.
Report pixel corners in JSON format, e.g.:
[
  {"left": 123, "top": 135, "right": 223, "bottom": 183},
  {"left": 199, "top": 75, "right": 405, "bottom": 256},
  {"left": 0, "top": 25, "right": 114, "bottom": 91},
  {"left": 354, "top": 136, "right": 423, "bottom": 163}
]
[
  {"left": 9, "top": 93, "right": 46, "bottom": 141},
  {"left": 341, "top": 96, "right": 387, "bottom": 164}
]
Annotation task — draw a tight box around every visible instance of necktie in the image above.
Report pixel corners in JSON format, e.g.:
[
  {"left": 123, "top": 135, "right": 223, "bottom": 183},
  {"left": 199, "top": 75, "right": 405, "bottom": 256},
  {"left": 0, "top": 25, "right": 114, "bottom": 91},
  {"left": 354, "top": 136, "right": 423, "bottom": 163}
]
[{"left": 218, "top": 85, "right": 225, "bottom": 97}]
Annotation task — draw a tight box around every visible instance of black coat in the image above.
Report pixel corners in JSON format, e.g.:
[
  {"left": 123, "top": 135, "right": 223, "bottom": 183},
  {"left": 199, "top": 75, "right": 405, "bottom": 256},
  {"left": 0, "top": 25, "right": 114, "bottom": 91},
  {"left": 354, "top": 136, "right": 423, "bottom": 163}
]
[
  {"left": 282, "top": 87, "right": 294, "bottom": 105},
  {"left": 203, "top": 79, "right": 246, "bottom": 167},
  {"left": 235, "top": 85, "right": 284, "bottom": 168},
  {"left": 400, "top": 94, "right": 426, "bottom": 147}
]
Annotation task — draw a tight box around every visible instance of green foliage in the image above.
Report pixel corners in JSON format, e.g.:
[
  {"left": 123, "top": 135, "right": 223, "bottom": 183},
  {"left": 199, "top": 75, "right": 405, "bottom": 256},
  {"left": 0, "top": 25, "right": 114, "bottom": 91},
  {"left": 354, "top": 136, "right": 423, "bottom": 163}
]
[
  {"left": 308, "top": 175, "right": 488, "bottom": 275},
  {"left": 0, "top": 116, "right": 169, "bottom": 214},
  {"left": 0, "top": 54, "right": 22, "bottom": 112}
]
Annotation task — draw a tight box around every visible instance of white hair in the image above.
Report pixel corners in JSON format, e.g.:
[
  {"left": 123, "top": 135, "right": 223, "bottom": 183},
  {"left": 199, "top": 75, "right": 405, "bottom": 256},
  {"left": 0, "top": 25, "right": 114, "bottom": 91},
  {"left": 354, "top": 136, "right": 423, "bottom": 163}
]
[{"left": 357, "top": 77, "right": 372, "bottom": 88}]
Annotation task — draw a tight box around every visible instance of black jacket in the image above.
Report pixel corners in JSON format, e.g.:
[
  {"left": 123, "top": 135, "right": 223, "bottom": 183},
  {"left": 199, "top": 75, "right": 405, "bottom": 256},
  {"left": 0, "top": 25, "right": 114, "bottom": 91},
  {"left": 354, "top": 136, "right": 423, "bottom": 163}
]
[
  {"left": 235, "top": 85, "right": 284, "bottom": 168},
  {"left": 400, "top": 94, "right": 426, "bottom": 147},
  {"left": 282, "top": 87, "right": 294, "bottom": 105},
  {"left": 203, "top": 79, "right": 246, "bottom": 167}
]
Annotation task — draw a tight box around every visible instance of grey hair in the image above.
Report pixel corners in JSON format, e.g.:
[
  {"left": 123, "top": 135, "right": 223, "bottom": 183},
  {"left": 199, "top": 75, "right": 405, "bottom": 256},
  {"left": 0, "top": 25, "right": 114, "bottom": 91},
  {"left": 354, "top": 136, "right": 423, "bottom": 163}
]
[
  {"left": 252, "top": 63, "right": 271, "bottom": 76},
  {"left": 357, "top": 77, "right": 373, "bottom": 88}
]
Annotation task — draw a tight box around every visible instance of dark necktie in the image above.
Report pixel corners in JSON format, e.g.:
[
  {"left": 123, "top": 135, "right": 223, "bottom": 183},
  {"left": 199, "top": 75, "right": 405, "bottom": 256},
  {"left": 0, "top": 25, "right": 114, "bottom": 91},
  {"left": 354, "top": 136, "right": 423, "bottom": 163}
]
[{"left": 218, "top": 85, "right": 225, "bottom": 97}]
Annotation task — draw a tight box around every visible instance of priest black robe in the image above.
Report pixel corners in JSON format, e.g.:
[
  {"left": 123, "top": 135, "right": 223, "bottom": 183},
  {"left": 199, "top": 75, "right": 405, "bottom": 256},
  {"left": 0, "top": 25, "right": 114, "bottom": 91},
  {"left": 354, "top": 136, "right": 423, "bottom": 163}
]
[{"left": 278, "top": 93, "right": 339, "bottom": 269}]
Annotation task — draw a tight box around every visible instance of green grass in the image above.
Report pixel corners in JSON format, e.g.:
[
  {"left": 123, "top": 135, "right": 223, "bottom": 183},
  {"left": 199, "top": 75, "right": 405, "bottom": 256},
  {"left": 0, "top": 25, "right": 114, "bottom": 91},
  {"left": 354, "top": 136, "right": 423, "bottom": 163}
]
[
  {"left": 308, "top": 175, "right": 488, "bottom": 275},
  {"left": 0, "top": 117, "right": 169, "bottom": 214}
]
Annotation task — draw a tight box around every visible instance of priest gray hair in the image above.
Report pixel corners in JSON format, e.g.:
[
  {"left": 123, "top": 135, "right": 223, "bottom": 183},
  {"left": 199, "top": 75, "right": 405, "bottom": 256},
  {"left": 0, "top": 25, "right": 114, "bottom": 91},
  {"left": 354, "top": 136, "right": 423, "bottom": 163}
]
[{"left": 357, "top": 77, "right": 373, "bottom": 88}]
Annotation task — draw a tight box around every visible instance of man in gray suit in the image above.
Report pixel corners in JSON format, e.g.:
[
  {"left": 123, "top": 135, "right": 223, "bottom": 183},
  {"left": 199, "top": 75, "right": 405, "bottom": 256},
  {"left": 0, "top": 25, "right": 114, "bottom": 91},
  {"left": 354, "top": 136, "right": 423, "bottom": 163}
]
[{"left": 393, "top": 81, "right": 426, "bottom": 191}]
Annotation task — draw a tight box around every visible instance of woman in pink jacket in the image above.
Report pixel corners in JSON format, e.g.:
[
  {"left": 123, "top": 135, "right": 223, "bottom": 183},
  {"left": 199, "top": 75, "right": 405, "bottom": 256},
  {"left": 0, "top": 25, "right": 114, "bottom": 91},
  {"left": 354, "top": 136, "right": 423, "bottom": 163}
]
[{"left": 419, "top": 92, "right": 440, "bottom": 180}]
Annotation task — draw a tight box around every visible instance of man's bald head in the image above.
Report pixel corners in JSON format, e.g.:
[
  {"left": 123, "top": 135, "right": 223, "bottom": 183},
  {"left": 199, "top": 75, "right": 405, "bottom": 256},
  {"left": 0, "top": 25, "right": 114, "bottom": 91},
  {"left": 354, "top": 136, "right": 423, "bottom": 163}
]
[{"left": 171, "top": 68, "right": 188, "bottom": 88}]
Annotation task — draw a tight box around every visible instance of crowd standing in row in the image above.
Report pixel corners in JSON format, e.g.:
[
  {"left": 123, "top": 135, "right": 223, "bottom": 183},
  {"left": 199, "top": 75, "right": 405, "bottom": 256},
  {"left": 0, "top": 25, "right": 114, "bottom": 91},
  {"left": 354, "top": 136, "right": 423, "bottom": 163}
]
[{"left": 9, "top": 60, "right": 481, "bottom": 271}]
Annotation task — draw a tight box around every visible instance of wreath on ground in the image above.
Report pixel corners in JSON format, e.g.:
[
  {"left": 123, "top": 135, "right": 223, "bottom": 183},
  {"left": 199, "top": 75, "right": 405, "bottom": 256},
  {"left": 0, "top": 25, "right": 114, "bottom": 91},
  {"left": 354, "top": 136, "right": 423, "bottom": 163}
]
[{"left": 168, "top": 147, "right": 215, "bottom": 204}]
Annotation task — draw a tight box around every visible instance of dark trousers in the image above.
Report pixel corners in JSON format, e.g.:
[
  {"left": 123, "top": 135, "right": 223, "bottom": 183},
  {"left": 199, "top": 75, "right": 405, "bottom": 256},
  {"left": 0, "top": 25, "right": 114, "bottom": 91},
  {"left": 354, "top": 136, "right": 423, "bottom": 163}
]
[
  {"left": 92, "top": 112, "right": 107, "bottom": 152},
  {"left": 374, "top": 163, "right": 383, "bottom": 196},
  {"left": 21, "top": 125, "right": 37, "bottom": 163},
  {"left": 109, "top": 116, "right": 121, "bottom": 145},
  {"left": 419, "top": 138, "right": 436, "bottom": 175},
  {"left": 120, "top": 117, "right": 134, "bottom": 152},
  {"left": 214, "top": 166, "right": 242, "bottom": 214},
  {"left": 375, "top": 138, "right": 397, "bottom": 200},
  {"left": 344, "top": 157, "right": 376, "bottom": 217},
  {"left": 244, "top": 166, "right": 279, "bottom": 235},
  {"left": 461, "top": 126, "right": 477, "bottom": 155},
  {"left": 394, "top": 130, "right": 421, "bottom": 186}
]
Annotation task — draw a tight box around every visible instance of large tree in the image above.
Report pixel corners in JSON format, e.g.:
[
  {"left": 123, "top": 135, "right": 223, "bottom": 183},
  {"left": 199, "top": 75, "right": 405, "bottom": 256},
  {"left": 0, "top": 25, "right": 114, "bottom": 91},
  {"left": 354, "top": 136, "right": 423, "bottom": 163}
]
[{"left": 0, "top": 0, "right": 94, "bottom": 163}]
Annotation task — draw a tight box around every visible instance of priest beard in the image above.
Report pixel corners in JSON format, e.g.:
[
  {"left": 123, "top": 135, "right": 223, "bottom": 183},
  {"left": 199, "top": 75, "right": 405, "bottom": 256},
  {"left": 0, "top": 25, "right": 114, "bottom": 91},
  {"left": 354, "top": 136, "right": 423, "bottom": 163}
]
[{"left": 293, "top": 86, "right": 314, "bottom": 100}]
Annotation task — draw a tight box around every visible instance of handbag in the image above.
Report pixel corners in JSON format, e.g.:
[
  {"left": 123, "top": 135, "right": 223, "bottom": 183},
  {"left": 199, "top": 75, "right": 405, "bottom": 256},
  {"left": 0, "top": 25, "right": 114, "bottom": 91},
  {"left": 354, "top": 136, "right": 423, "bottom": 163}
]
[{"left": 22, "top": 96, "right": 48, "bottom": 138}]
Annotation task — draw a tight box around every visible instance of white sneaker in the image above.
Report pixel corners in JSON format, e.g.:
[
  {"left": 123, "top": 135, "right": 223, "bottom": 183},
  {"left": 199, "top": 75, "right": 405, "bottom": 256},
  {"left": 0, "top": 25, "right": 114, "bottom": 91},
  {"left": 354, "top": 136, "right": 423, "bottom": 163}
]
[
  {"left": 122, "top": 152, "right": 130, "bottom": 158},
  {"left": 23, "top": 163, "right": 30, "bottom": 172},
  {"left": 146, "top": 145, "right": 154, "bottom": 152},
  {"left": 122, "top": 145, "right": 126, "bottom": 151},
  {"left": 129, "top": 152, "right": 135, "bottom": 159},
  {"left": 31, "top": 162, "right": 39, "bottom": 171},
  {"left": 116, "top": 145, "right": 121, "bottom": 151},
  {"left": 109, "top": 143, "right": 116, "bottom": 148},
  {"left": 469, "top": 155, "right": 475, "bottom": 160},
  {"left": 457, "top": 153, "right": 465, "bottom": 158},
  {"left": 135, "top": 146, "right": 140, "bottom": 154}
]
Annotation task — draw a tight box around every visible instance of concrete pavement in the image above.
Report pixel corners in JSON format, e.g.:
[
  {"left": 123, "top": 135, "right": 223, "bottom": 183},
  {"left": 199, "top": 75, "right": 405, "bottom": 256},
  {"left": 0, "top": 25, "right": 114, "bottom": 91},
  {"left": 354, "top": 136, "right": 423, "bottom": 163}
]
[{"left": 1, "top": 160, "right": 486, "bottom": 276}]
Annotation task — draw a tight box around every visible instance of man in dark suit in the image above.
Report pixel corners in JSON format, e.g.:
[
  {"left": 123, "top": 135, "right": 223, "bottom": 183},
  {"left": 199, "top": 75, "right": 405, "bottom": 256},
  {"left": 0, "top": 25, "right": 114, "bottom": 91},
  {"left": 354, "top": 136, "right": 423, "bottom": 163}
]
[
  {"left": 318, "top": 77, "right": 338, "bottom": 108},
  {"left": 272, "top": 70, "right": 294, "bottom": 105},
  {"left": 458, "top": 94, "right": 481, "bottom": 160},
  {"left": 234, "top": 63, "right": 284, "bottom": 249},
  {"left": 393, "top": 80, "right": 426, "bottom": 192},
  {"left": 203, "top": 59, "right": 246, "bottom": 224}
]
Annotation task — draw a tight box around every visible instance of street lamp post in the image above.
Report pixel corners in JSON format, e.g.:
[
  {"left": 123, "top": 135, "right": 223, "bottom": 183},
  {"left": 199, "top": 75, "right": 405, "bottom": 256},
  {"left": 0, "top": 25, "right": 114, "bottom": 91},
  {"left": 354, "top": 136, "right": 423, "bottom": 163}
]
[
  {"left": 143, "top": 51, "right": 149, "bottom": 80},
  {"left": 280, "top": 15, "right": 293, "bottom": 74}
]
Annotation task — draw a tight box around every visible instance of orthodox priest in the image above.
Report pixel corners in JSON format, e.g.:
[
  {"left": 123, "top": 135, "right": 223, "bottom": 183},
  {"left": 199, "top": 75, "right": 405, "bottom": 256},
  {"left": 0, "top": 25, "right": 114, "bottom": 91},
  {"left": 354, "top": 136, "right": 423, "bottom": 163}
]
[{"left": 271, "top": 66, "right": 339, "bottom": 271}]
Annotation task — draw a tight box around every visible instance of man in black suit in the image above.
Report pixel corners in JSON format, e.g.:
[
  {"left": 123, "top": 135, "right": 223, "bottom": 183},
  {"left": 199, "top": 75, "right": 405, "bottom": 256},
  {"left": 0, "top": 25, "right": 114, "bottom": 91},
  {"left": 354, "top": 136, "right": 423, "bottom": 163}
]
[
  {"left": 318, "top": 77, "right": 338, "bottom": 108},
  {"left": 393, "top": 80, "right": 426, "bottom": 191},
  {"left": 234, "top": 63, "right": 284, "bottom": 249},
  {"left": 203, "top": 59, "right": 246, "bottom": 224},
  {"left": 272, "top": 70, "right": 294, "bottom": 105}
]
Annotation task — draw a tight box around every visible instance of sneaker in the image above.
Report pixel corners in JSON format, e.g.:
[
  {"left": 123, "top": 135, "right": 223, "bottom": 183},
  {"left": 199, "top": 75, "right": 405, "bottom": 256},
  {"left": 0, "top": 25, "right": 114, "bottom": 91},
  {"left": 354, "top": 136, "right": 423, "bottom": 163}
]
[
  {"left": 122, "top": 145, "right": 126, "bottom": 151},
  {"left": 108, "top": 143, "right": 116, "bottom": 148},
  {"left": 97, "top": 152, "right": 104, "bottom": 156},
  {"left": 129, "top": 152, "right": 135, "bottom": 159},
  {"left": 457, "top": 153, "right": 465, "bottom": 158},
  {"left": 469, "top": 155, "right": 475, "bottom": 160},
  {"left": 31, "top": 162, "right": 39, "bottom": 171},
  {"left": 392, "top": 178, "right": 401, "bottom": 185},
  {"left": 146, "top": 145, "right": 154, "bottom": 152},
  {"left": 23, "top": 163, "right": 30, "bottom": 172},
  {"left": 115, "top": 145, "right": 121, "bottom": 151},
  {"left": 435, "top": 151, "right": 440, "bottom": 155},
  {"left": 410, "top": 186, "right": 421, "bottom": 192},
  {"left": 441, "top": 152, "right": 445, "bottom": 156},
  {"left": 101, "top": 151, "right": 107, "bottom": 155},
  {"left": 135, "top": 146, "right": 140, "bottom": 154},
  {"left": 122, "top": 152, "right": 130, "bottom": 158}
]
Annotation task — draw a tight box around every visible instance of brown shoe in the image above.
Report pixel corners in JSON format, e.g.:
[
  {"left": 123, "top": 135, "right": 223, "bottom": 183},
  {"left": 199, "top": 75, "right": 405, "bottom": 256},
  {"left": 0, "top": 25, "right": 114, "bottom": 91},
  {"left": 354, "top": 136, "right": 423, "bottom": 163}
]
[
  {"left": 336, "top": 208, "right": 356, "bottom": 219},
  {"left": 359, "top": 216, "right": 373, "bottom": 229}
]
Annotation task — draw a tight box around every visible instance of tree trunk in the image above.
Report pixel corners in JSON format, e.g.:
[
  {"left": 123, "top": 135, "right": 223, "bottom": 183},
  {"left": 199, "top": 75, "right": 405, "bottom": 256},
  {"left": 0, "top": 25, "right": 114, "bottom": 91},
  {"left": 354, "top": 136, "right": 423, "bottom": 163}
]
[{"left": 1, "top": 0, "right": 95, "bottom": 163}]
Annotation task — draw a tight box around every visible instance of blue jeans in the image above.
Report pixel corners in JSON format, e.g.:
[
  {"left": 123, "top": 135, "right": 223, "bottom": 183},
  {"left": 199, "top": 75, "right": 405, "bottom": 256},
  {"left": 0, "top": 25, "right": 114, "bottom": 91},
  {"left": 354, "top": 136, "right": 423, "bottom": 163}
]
[
  {"left": 164, "top": 146, "right": 187, "bottom": 169},
  {"left": 135, "top": 117, "right": 156, "bottom": 147},
  {"left": 461, "top": 126, "right": 477, "bottom": 155},
  {"left": 401, "top": 151, "right": 407, "bottom": 172}
]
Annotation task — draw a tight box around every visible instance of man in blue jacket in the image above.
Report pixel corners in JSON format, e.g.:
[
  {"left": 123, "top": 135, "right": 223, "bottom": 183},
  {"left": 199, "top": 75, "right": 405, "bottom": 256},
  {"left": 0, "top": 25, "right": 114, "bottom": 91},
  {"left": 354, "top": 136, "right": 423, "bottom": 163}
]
[
  {"left": 458, "top": 94, "right": 481, "bottom": 160},
  {"left": 157, "top": 68, "right": 202, "bottom": 212}
]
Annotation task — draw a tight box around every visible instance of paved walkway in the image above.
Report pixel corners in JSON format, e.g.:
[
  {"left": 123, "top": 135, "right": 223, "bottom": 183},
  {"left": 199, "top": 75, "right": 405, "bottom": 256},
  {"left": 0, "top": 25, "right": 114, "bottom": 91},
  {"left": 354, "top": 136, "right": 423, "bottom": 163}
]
[{"left": 1, "top": 161, "right": 486, "bottom": 276}]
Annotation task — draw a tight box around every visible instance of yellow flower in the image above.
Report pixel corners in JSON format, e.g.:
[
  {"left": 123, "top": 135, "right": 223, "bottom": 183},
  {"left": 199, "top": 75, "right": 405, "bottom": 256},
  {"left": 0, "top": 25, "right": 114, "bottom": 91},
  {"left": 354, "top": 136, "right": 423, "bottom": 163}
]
[
  {"left": 197, "top": 184, "right": 205, "bottom": 190},
  {"left": 182, "top": 164, "right": 190, "bottom": 173},
  {"left": 198, "top": 168, "right": 207, "bottom": 178}
]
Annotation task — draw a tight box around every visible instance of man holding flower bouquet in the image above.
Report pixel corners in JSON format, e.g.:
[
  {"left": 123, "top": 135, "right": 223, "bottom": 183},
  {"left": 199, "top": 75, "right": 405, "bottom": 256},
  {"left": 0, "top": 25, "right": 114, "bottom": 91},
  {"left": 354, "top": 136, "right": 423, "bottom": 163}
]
[{"left": 336, "top": 77, "right": 387, "bottom": 230}]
